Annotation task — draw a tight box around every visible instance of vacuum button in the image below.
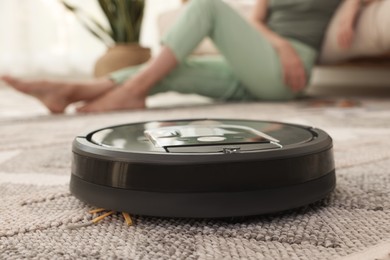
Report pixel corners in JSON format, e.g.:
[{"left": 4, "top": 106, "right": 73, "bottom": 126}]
[{"left": 223, "top": 147, "right": 241, "bottom": 154}]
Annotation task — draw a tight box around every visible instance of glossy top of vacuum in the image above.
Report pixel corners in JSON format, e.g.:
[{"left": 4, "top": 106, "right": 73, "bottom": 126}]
[{"left": 74, "top": 119, "right": 330, "bottom": 163}]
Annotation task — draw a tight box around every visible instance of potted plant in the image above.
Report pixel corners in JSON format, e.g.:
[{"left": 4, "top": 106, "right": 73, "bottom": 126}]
[{"left": 61, "top": 0, "right": 151, "bottom": 77}]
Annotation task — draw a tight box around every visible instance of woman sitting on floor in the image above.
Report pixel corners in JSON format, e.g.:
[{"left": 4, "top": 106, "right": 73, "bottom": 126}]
[{"left": 1, "top": 0, "right": 373, "bottom": 113}]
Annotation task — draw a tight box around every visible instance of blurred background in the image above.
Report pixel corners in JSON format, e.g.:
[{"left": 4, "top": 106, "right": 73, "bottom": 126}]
[
  {"left": 0, "top": 0, "right": 181, "bottom": 78},
  {"left": 0, "top": 0, "right": 389, "bottom": 92}
]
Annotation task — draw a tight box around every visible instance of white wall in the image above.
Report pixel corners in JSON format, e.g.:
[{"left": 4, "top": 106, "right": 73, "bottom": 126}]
[{"left": 0, "top": 0, "right": 101, "bottom": 77}]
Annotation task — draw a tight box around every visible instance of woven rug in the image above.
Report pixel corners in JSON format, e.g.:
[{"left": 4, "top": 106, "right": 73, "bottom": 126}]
[{"left": 1, "top": 93, "right": 390, "bottom": 259}]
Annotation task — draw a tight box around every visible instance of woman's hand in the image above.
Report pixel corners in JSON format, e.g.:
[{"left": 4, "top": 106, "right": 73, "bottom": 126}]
[
  {"left": 335, "top": 0, "right": 363, "bottom": 49},
  {"left": 276, "top": 41, "right": 307, "bottom": 92},
  {"left": 338, "top": 20, "right": 356, "bottom": 49}
]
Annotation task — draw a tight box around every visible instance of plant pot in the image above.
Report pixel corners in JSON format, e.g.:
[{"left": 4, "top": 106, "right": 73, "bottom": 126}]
[{"left": 94, "top": 44, "right": 151, "bottom": 78}]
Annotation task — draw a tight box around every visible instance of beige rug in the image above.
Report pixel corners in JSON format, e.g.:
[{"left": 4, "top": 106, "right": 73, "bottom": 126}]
[{"left": 1, "top": 91, "right": 390, "bottom": 259}]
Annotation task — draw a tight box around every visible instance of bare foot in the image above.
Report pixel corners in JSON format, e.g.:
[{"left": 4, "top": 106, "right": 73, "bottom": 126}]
[
  {"left": 1, "top": 75, "right": 115, "bottom": 113},
  {"left": 77, "top": 83, "right": 147, "bottom": 113}
]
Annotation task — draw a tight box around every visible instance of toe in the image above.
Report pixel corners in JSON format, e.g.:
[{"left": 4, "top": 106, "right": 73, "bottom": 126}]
[
  {"left": 1, "top": 76, "right": 28, "bottom": 92},
  {"left": 1, "top": 75, "right": 17, "bottom": 85}
]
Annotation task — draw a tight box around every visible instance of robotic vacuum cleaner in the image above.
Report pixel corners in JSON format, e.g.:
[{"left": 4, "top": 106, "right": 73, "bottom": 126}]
[{"left": 70, "top": 119, "right": 335, "bottom": 218}]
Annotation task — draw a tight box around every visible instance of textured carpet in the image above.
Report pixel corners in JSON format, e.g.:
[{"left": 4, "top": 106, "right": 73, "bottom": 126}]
[{"left": 1, "top": 96, "right": 390, "bottom": 259}]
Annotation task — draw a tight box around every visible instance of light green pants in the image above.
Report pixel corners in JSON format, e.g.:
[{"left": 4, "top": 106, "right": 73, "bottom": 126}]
[{"left": 111, "top": 0, "right": 318, "bottom": 101}]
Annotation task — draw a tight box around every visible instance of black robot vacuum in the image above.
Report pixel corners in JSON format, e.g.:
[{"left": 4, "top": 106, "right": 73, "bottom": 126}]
[{"left": 70, "top": 119, "right": 335, "bottom": 218}]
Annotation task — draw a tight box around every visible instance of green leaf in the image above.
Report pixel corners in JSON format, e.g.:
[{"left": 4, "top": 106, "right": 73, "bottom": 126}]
[{"left": 60, "top": 0, "right": 145, "bottom": 44}]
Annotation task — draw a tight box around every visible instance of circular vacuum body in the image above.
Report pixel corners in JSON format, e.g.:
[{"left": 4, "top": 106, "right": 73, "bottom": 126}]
[{"left": 70, "top": 119, "right": 335, "bottom": 218}]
